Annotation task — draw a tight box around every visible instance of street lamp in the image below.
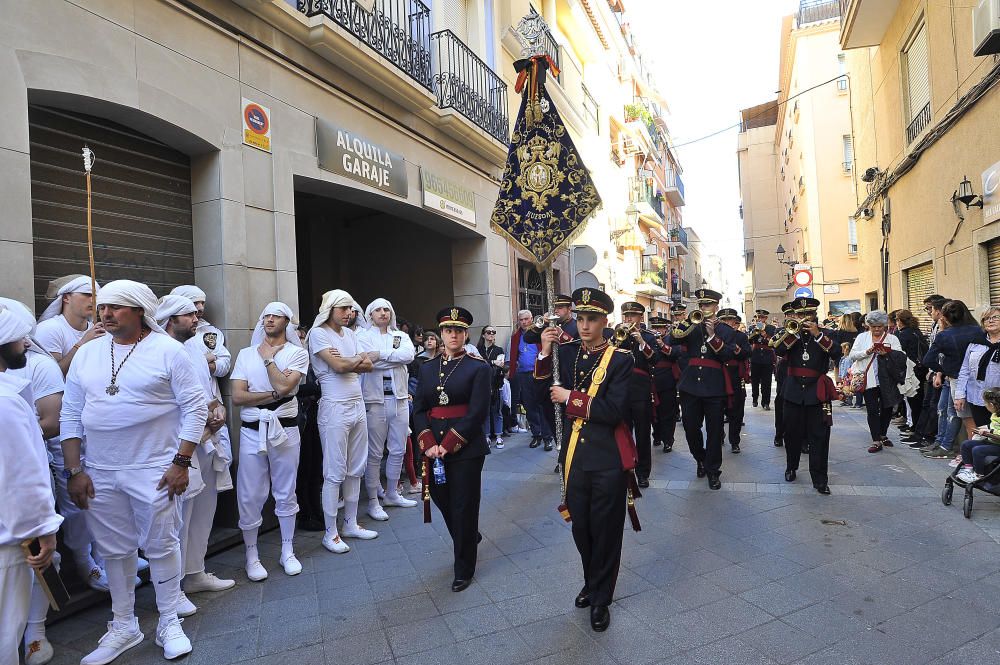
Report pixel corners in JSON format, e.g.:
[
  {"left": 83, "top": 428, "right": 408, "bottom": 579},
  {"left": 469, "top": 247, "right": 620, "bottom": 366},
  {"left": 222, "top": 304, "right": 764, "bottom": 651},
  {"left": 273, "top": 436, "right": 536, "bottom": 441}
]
[{"left": 775, "top": 243, "right": 798, "bottom": 267}]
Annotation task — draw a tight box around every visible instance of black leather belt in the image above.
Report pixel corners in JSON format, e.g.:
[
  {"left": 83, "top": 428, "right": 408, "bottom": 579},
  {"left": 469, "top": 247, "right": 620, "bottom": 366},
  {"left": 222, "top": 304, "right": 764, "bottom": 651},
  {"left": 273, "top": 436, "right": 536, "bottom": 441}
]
[{"left": 241, "top": 416, "right": 297, "bottom": 431}]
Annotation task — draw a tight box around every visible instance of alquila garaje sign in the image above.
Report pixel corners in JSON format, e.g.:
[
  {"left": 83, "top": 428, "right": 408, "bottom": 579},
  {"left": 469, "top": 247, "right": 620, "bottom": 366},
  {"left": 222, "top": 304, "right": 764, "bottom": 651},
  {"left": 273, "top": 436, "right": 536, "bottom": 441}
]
[{"left": 316, "top": 119, "right": 408, "bottom": 197}]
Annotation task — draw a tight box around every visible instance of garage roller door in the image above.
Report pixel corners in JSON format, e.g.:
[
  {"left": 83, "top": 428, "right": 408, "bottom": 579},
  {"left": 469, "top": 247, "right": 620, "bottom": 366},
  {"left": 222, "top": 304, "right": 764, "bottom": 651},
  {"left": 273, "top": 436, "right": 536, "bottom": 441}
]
[
  {"left": 29, "top": 105, "right": 193, "bottom": 312},
  {"left": 905, "top": 262, "right": 935, "bottom": 334},
  {"left": 988, "top": 239, "right": 1000, "bottom": 308}
]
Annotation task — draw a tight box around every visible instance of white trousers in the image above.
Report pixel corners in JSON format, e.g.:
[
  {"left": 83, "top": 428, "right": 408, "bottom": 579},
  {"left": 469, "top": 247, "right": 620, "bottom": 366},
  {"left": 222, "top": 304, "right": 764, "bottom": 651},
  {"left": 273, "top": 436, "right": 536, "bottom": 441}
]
[
  {"left": 0, "top": 545, "right": 32, "bottom": 665},
  {"left": 85, "top": 467, "right": 182, "bottom": 621},
  {"left": 318, "top": 398, "right": 368, "bottom": 482},
  {"left": 364, "top": 397, "right": 409, "bottom": 498},
  {"left": 52, "top": 466, "right": 95, "bottom": 567},
  {"left": 236, "top": 426, "right": 301, "bottom": 531},
  {"left": 180, "top": 446, "right": 218, "bottom": 576}
]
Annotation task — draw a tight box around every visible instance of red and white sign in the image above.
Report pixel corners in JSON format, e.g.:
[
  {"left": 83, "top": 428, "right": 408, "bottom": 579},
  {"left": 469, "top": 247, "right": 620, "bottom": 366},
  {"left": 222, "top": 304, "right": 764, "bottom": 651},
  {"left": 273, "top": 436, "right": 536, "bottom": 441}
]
[
  {"left": 793, "top": 266, "right": 813, "bottom": 287},
  {"left": 242, "top": 98, "right": 271, "bottom": 153}
]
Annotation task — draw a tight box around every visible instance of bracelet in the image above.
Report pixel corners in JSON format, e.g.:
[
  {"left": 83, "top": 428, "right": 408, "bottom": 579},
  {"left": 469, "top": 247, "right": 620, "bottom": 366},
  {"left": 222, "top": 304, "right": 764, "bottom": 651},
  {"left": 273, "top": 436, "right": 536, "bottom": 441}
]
[
  {"left": 171, "top": 454, "right": 193, "bottom": 468},
  {"left": 271, "top": 390, "right": 279, "bottom": 401}
]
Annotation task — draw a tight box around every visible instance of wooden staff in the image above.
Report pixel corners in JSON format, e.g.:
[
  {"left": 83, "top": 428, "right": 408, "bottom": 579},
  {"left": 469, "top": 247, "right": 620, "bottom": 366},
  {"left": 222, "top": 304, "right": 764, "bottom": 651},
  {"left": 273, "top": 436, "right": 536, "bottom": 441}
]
[{"left": 82, "top": 147, "right": 97, "bottom": 298}]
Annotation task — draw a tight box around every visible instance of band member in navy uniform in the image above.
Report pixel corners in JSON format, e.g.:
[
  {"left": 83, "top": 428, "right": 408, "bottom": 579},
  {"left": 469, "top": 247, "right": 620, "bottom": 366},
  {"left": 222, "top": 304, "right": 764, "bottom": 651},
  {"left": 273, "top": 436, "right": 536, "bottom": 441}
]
[
  {"left": 413, "top": 307, "right": 491, "bottom": 592},
  {"left": 772, "top": 302, "right": 798, "bottom": 448},
  {"left": 670, "top": 303, "right": 688, "bottom": 326},
  {"left": 649, "top": 316, "right": 683, "bottom": 454},
  {"left": 718, "top": 309, "right": 751, "bottom": 454},
  {"left": 748, "top": 310, "right": 777, "bottom": 410},
  {"left": 671, "top": 289, "right": 736, "bottom": 490},
  {"left": 535, "top": 288, "right": 635, "bottom": 633},
  {"left": 619, "top": 302, "right": 660, "bottom": 488},
  {"left": 773, "top": 298, "right": 841, "bottom": 494}
]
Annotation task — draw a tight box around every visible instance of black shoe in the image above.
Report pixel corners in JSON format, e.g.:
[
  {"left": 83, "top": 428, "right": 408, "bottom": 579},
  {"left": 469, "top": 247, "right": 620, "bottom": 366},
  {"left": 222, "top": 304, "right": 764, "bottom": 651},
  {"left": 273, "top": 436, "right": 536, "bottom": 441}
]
[
  {"left": 784, "top": 469, "right": 796, "bottom": 482},
  {"left": 574, "top": 587, "right": 591, "bottom": 608},
  {"left": 485, "top": 445, "right": 492, "bottom": 455},
  {"left": 907, "top": 440, "right": 927, "bottom": 449},
  {"left": 451, "top": 578, "right": 472, "bottom": 592},
  {"left": 543, "top": 439, "right": 554, "bottom": 452},
  {"left": 774, "top": 437, "right": 783, "bottom": 447},
  {"left": 637, "top": 476, "right": 650, "bottom": 489},
  {"left": 708, "top": 474, "right": 722, "bottom": 490},
  {"left": 477, "top": 532, "right": 483, "bottom": 544},
  {"left": 815, "top": 484, "right": 831, "bottom": 495},
  {"left": 881, "top": 437, "right": 893, "bottom": 448},
  {"left": 662, "top": 444, "right": 672, "bottom": 454},
  {"left": 653, "top": 440, "right": 662, "bottom": 447},
  {"left": 763, "top": 404, "right": 771, "bottom": 411},
  {"left": 696, "top": 461, "right": 706, "bottom": 478},
  {"left": 731, "top": 444, "right": 741, "bottom": 454},
  {"left": 752, "top": 401, "right": 758, "bottom": 408},
  {"left": 529, "top": 437, "right": 541, "bottom": 448},
  {"left": 802, "top": 444, "right": 811, "bottom": 454},
  {"left": 590, "top": 605, "right": 610, "bottom": 632}
]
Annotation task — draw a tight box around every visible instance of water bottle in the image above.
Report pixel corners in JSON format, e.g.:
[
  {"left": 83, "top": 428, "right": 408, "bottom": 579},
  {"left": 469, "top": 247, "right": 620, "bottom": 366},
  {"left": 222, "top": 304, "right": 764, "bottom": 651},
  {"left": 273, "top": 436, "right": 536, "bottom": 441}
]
[{"left": 432, "top": 458, "right": 447, "bottom": 485}]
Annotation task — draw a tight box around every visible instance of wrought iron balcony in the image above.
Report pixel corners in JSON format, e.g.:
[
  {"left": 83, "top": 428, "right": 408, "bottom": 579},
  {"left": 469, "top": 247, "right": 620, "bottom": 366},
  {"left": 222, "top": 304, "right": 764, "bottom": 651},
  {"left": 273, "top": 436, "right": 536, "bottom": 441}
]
[
  {"left": 431, "top": 30, "right": 509, "bottom": 143},
  {"left": 664, "top": 168, "right": 685, "bottom": 207},
  {"left": 798, "top": 0, "right": 841, "bottom": 26},
  {"left": 298, "top": 0, "right": 433, "bottom": 91},
  {"left": 906, "top": 102, "right": 931, "bottom": 145},
  {"left": 668, "top": 225, "right": 688, "bottom": 248}
]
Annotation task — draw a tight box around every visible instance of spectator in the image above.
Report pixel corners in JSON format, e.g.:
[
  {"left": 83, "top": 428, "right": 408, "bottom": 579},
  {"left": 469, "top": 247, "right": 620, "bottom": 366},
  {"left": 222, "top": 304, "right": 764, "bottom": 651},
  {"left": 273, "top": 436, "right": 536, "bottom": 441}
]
[
  {"left": 955, "top": 387, "right": 1000, "bottom": 484},
  {"left": 848, "top": 310, "right": 905, "bottom": 453},
  {"left": 906, "top": 295, "right": 948, "bottom": 449},
  {"left": 477, "top": 326, "right": 506, "bottom": 449},
  {"left": 507, "top": 310, "right": 553, "bottom": 448},
  {"left": 921, "top": 300, "right": 986, "bottom": 459},
  {"left": 894, "top": 310, "right": 928, "bottom": 432},
  {"left": 955, "top": 306, "right": 1000, "bottom": 429}
]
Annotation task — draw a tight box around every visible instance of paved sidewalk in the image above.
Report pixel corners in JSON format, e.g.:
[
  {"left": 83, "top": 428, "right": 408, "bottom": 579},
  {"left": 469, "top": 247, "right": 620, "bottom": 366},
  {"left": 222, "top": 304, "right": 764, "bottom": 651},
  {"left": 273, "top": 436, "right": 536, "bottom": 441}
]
[{"left": 43, "top": 399, "right": 1000, "bottom": 665}]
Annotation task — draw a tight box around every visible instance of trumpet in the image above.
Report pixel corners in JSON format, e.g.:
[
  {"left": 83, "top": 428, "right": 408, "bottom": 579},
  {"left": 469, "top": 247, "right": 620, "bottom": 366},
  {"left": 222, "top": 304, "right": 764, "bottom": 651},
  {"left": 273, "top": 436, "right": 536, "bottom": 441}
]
[
  {"left": 614, "top": 322, "right": 637, "bottom": 345},
  {"left": 784, "top": 318, "right": 801, "bottom": 335},
  {"left": 689, "top": 309, "right": 704, "bottom": 325}
]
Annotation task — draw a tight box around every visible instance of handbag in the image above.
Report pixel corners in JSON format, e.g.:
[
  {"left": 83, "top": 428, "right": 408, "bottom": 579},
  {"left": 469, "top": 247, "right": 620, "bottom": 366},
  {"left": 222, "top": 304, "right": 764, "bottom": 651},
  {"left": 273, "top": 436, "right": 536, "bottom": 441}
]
[{"left": 846, "top": 353, "right": 876, "bottom": 395}]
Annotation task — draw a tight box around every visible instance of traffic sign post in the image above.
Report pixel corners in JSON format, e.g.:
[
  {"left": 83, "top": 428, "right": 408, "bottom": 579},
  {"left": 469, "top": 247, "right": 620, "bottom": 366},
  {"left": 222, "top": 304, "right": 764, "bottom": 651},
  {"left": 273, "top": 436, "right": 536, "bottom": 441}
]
[
  {"left": 793, "top": 266, "right": 813, "bottom": 288},
  {"left": 794, "top": 286, "right": 814, "bottom": 299}
]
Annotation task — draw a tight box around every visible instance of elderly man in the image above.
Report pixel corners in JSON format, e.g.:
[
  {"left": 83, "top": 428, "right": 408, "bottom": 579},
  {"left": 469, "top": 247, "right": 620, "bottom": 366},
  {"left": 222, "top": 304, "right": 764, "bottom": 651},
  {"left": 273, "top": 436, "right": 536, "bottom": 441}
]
[
  {"left": 358, "top": 298, "right": 417, "bottom": 521},
  {"left": 308, "top": 290, "right": 379, "bottom": 554},
  {"left": 232, "top": 303, "right": 309, "bottom": 581},
  {"left": 155, "top": 296, "right": 233, "bottom": 618},
  {"left": 61, "top": 280, "right": 207, "bottom": 663},
  {"left": 0, "top": 307, "right": 63, "bottom": 665}
]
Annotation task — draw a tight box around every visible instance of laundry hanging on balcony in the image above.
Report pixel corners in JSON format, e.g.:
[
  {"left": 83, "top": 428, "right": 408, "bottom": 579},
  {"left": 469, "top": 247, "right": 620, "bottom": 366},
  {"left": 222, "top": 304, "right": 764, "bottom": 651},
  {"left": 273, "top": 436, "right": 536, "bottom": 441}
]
[{"left": 490, "top": 54, "right": 602, "bottom": 270}]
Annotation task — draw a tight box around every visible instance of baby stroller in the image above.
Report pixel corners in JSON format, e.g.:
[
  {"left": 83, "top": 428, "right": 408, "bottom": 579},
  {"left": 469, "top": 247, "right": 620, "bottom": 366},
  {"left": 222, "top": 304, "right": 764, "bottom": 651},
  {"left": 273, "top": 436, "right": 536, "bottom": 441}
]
[{"left": 942, "top": 444, "right": 1000, "bottom": 518}]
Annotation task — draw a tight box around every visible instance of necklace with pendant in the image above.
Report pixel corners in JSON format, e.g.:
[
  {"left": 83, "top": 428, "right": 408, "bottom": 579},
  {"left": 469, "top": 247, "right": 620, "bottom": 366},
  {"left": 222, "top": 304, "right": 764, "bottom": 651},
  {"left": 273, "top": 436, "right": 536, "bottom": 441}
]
[
  {"left": 107, "top": 331, "right": 146, "bottom": 395},
  {"left": 436, "top": 354, "right": 465, "bottom": 405}
]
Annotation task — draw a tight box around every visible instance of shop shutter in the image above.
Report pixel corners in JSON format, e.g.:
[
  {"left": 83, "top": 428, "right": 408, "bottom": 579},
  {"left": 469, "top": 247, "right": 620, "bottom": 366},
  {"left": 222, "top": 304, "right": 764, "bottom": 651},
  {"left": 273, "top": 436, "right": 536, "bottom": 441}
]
[
  {"left": 988, "top": 239, "right": 1000, "bottom": 306},
  {"left": 28, "top": 106, "right": 193, "bottom": 312},
  {"left": 905, "top": 262, "right": 935, "bottom": 334}
]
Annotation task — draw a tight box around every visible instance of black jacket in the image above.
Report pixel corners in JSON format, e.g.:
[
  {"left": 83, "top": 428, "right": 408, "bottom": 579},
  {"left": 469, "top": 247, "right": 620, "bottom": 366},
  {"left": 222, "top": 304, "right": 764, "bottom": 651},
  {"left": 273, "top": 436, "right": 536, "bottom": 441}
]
[
  {"left": 670, "top": 321, "right": 737, "bottom": 398},
  {"left": 535, "top": 340, "right": 633, "bottom": 472},
  {"left": 625, "top": 328, "right": 662, "bottom": 401},
  {"left": 477, "top": 343, "right": 506, "bottom": 394},
  {"left": 873, "top": 349, "right": 908, "bottom": 408},
  {"left": 748, "top": 324, "right": 777, "bottom": 365},
  {"left": 774, "top": 329, "right": 842, "bottom": 406},
  {"left": 413, "top": 353, "right": 491, "bottom": 460}
]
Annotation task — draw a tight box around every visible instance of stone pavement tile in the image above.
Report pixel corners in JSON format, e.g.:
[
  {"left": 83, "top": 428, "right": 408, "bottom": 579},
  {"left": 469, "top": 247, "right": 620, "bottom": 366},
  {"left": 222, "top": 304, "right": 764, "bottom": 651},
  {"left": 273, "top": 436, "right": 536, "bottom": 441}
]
[
  {"left": 320, "top": 600, "right": 382, "bottom": 641},
  {"left": 659, "top": 574, "right": 732, "bottom": 610},
  {"left": 671, "top": 548, "right": 734, "bottom": 575},
  {"left": 45, "top": 613, "right": 107, "bottom": 646},
  {"left": 710, "top": 563, "right": 772, "bottom": 594},
  {"left": 44, "top": 644, "right": 89, "bottom": 665},
  {"left": 738, "top": 580, "right": 820, "bottom": 617},
  {"left": 697, "top": 595, "right": 775, "bottom": 636},
  {"left": 394, "top": 641, "right": 466, "bottom": 665},
  {"left": 917, "top": 595, "right": 1000, "bottom": 635},
  {"left": 442, "top": 602, "right": 511, "bottom": 641},
  {"left": 877, "top": 610, "right": 983, "bottom": 661},
  {"left": 317, "top": 577, "right": 375, "bottom": 608},
  {"left": 589, "top": 606, "right": 682, "bottom": 665},
  {"left": 523, "top": 645, "right": 619, "bottom": 665},
  {"left": 377, "top": 591, "right": 437, "bottom": 627},
  {"left": 455, "top": 628, "right": 535, "bottom": 665},
  {"left": 829, "top": 624, "right": 939, "bottom": 665},
  {"left": 514, "top": 613, "right": 594, "bottom": 659},
  {"left": 322, "top": 628, "right": 393, "bottom": 665},
  {"left": 688, "top": 634, "right": 780, "bottom": 665},
  {"left": 827, "top": 589, "right": 911, "bottom": 627},
  {"left": 737, "top": 620, "right": 828, "bottom": 664},
  {"left": 789, "top": 645, "right": 869, "bottom": 665},
  {"left": 368, "top": 575, "right": 430, "bottom": 602},
  {"left": 780, "top": 600, "right": 869, "bottom": 645},
  {"left": 888, "top": 561, "right": 963, "bottom": 595},
  {"left": 494, "top": 590, "right": 571, "bottom": 627},
  {"left": 385, "top": 615, "right": 456, "bottom": 657},
  {"left": 615, "top": 588, "right": 687, "bottom": 622},
  {"left": 257, "top": 614, "right": 322, "bottom": 657},
  {"left": 259, "top": 588, "right": 320, "bottom": 624},
  {"left": 630, "top": 559, "right": 700, "bottom": 588},
  {"left": 260, "top": 570, "right": 317, "bottom": 603},
  {"left": 250, "top": 643, "right": 326, "bottom": 665},
  {"left": 428, "top": 579, "right": 494, "bottom": 614},
  {"left": 186, "top": 627, "right": 259, "bottom": 665},
  {"left": 363, "top": 555, "right": 417, "bottom": 583},
  {"left": 737, "top": 554, "right": 807, "bottom": 582},
  {"left": 932, "top": 626, "right": 1000, "bottom": 665}
]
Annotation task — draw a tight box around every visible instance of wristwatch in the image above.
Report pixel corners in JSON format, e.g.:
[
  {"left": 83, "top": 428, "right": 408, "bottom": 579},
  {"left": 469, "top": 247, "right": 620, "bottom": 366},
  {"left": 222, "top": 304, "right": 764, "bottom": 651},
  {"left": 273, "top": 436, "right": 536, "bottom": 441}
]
[
  {"left": 62, "top": 466, "right": 84, "bottom": 480},
  {"left": 263, "top": 358, "right": 275, "bottom": 368}
]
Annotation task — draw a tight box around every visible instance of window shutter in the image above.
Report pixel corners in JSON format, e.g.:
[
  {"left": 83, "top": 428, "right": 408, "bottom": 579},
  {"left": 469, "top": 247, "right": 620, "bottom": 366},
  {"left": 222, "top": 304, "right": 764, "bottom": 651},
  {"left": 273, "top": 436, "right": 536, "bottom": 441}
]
[
  {"left": 988, "top": 238, "right": 1000, "bottom": 306},
  {"left": 904, "top": 25, "right": 930, "bottom": 121},
  {"left": 905, "top": 262, "right": 935, "bottom": 334},
  {"left": 843, "top": 135, "right": 853, "bottom": 164},
  {"left": 441, "top": 0, "right": 469, "bottom": 42}
]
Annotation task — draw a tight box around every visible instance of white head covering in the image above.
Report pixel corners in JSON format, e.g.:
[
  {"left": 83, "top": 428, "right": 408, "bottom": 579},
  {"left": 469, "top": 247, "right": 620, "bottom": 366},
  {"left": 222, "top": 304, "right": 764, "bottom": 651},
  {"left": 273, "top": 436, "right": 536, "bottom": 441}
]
[
  {"left": 39, "top": 275, "right": 100, "bottom": 323},
  {"left": 0, "top": 307, "right": 33, "bottom": 347},
  {"left": 96, "top": 279, "right": 165, "bottom": 334},
  {"left": 170, "top": 285, "right": 207, "bottom": 303},
  {"left": 364, "top": 297, "right": 398, "bottom": 331},
  {"left": 155, "top": 294, "right": 198, "bottom": 328},
  {"left": 308, "top": 289, "right": 360, "bottom": 338},
  {"left": 0, "top": 297, "right": 51, "bottom": 357},
  {"left": 251, "top": 302, "right": 302, "bottom": 347}
]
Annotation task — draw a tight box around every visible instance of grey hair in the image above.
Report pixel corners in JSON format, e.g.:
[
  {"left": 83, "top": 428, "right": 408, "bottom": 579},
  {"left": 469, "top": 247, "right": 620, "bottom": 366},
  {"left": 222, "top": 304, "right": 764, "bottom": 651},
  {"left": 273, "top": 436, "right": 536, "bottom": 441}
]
[
  {"left": 865, "top": 310, "right": 889, "bottom": 327},
  {"left": 517, "top": 309, "right": 533, "bottom": 319}
]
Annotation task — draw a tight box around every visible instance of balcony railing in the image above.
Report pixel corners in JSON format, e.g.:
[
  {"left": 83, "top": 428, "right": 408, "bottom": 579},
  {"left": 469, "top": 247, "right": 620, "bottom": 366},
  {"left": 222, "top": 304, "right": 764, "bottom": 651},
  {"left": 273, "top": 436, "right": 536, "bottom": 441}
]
[
  {"left": 529, "top": 7, "right": 561, "bottom": 84},
  {"left": 674, "top": 278, "right": 691, "bottom": 299},
  {"left": 630, "top": 176, "right": 662, "bottom": 221},
  {"left": 431, "top": 30, "right": 509, "bottom": 142},
  {"left": 906, "top": 102, "right": 931, "bottom": 145},
  {"left": 664, "top": 168, "right": 685, "bottom": 206},
  {"left": 668, "top": 225, "right": 688, "bottom": 247},
  {"left": 637, "top": 269, "right": 667, "bottom": 289},
  {"left": 582, "top": 84, "right": 599, "bottom": 133},
  {"left": 299, "top": 0, "right": 433, "bottom": 90},
  {"left": 798, "top": 0, "right": 841, "bottom": 26}
]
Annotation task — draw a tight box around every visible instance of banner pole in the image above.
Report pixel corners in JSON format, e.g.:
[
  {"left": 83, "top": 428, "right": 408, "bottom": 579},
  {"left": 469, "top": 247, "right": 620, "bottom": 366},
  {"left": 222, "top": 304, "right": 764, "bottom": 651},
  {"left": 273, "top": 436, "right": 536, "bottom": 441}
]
[{"left": 82, "top": 147, "right": 97, "bottom": 298}]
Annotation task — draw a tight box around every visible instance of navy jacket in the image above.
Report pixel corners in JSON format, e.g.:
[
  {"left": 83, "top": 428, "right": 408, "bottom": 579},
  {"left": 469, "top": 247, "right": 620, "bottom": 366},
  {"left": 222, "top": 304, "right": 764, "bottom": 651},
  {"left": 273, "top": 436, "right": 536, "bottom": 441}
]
[
  {"left": 922, "top": 325, "right": 987, "bottom": 378},
  {"left": 413, "top": 353, "right": 491, "bottom": 460},
  {"left": 670, "top": 321, "right": 737, "bottom": 398},
  {"left": 774, "top": 329, "right": 842, "bottom": 406},
  {"left": 748, "top": 324, "right": 777, "bottom": 365}
]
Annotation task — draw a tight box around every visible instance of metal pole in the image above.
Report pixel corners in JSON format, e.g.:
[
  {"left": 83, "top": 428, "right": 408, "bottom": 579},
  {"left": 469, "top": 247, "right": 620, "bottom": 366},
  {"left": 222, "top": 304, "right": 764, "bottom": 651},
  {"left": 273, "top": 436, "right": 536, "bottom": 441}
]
[
  {"left": 545, "top": 266, "right": 563, "bottom": 459},
  {"left": 82, "top": 147, "right": 97, "bottom": 299}
]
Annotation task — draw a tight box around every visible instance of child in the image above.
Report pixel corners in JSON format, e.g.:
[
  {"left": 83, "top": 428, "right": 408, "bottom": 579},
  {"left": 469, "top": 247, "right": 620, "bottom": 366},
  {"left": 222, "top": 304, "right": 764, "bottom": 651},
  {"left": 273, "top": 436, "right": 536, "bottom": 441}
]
[
  {"left": 837, "top": 343, "right": 852, "bottom": 405},
  {"left": 956, "top": 387, "right": 1000, "bottom": 484}
]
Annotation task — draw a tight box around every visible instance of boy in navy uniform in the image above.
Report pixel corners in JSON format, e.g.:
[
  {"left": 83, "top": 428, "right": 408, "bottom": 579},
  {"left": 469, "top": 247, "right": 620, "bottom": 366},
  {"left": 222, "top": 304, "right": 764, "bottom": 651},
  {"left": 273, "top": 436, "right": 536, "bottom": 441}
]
[
  {"left": 670, "top": 289, "right": 737, "bottom": 490},
  {"left": 718, "top": 309, "right": 751, "bottom": 453},
  {"left": 649, "top": 316, "right": 683, "bottom": 453},
  {"left": 619, "top": 302, "right": 661, "bottom": 488},
  {"left": 413, "top": 307, "right": 491, "bottom": 592},
  {"left": 536, "top": 288, "right": 634, "bottom": 633},
  {"left": 772, "top": 302, "right": 797, "bottom": 447},
  {"left": 748, "top": 310, "right": 776, "bottom": 410},
  {"left": 773, "top": 298, "right": 841, "bottom": 494}
]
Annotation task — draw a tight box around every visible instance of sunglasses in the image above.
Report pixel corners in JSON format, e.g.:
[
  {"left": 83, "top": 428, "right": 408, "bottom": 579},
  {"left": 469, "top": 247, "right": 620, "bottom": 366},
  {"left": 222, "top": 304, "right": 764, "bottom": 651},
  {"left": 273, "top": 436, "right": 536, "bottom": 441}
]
[{"left": 484, "top": 330, "right": 497, "bottom": 334}]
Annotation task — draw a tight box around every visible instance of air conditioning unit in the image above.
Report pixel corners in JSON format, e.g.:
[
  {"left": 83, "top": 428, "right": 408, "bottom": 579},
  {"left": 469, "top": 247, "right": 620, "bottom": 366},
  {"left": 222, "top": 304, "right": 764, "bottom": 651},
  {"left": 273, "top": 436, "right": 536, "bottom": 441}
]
[{"left": 974, "top": 0, "right": 1000, "bottom": 56}]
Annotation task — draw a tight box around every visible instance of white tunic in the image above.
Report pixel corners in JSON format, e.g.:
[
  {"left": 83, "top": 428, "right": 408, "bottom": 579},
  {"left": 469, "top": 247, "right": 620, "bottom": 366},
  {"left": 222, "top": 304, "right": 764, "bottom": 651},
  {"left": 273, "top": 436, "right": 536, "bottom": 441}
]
[
  {"left": 357, "top": 328, "right": 415, "bottom": 403},
  {"left": 9, "top": 352, "right": 64, "bottom": 464},
  {"left": 60, "top": 332, "right": 208, "bottom": 470},
  {"left": 309, "top": 326, "right": 363, "bottom": 401},
  {"left": 188, "top": 320, "right": 232, "bottom": 400},
  {"left": 232, "top": 344, "right": 310, "bottom": 422},
  {"left": 0, "top": 372, "right": 62, "bottom": 546},
  {"left": 35, "top": 314, "right": 90, "bottom": 356}
]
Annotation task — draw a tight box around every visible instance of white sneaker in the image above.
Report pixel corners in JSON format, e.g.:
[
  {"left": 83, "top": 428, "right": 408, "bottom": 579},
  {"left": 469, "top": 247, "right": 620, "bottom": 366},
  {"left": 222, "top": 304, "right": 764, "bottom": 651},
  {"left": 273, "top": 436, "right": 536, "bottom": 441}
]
[
  {"left": 406, "top": 481, "right": 423, "bottom": 495},
  {"left": 383, "top": 494, "right": 418, "bottom": 508},
  {"left": 155, "top": 617, "right": 192, "bottom": 660},
  {"left": 280, "top": 553, "right": 303, "bottom": 576},
  {"left": 367, "top": 503, "right": 389, "bottom": 521},
  {"left": 957, "top": 467, "right": 980, "bottom": 484},
  {"left": 136, "top": 557, "right": 149, "bottom": 572},
  {"left": 81, "top": 619, "right": 143, "bottom": 665},
  {"left": 245, "top": 560, "right": 268, "bottom": 582},
  {"left": 176, "top": 592, "right": 197, "bottom": 617},
  {"left": 82, "top": 565, "right": 110, "bottom": 592},
  {"left": 322, "top": 533, "right": 350, "bottom": 554},
  {"left": 183, "top": 571, "right": 235, "bottom": 593},
  {"left": 376, "top": 484, "right": 386, "bottom": 499},
  {"left": 948, "top": 455, "right": 964, "bottom": 468},
  {"left": 24, "top": 636, "right": 54, "bottom": 665},
  {"left": 495, "top": 437, "right": 505, "bottom": 450},
  {"left": 342, "top": 523, "right": 378, "bottom": 540}
]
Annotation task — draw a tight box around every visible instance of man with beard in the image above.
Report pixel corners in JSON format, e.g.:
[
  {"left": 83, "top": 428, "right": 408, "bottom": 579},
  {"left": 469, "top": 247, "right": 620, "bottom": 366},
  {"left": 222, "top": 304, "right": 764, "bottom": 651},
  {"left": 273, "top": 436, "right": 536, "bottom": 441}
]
[
  {"left": 0, "top": 307, "right": 62, "bottom": 665},
  {"left": 61, "top": 280, "right": 207, "bottom": 663},
  {"left": 232, "top": 303, "right": 310, "bottom": 580}
]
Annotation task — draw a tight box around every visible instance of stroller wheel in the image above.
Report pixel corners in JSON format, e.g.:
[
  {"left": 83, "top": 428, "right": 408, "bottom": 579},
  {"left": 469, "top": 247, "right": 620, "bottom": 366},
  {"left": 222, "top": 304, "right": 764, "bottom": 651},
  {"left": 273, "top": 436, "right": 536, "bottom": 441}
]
[
  {"left": 963, "top": 490, "right": 974, "bottom": 519},
  {"left": 941, "top": 483, "right": 953, "bottom": 506}
]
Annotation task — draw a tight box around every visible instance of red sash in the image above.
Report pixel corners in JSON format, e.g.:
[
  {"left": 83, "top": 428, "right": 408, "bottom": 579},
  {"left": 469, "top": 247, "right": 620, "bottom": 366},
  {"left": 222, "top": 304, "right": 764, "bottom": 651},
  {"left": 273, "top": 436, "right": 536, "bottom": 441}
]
[
  {"left": 428, "top": 405, "right": 469, "bottom": 419},
  {"left": 787, "top": 367, "right": 840, "bottom": 403},
  {"left": 689, "top": 358, "right": 733, "bottom": 396}
]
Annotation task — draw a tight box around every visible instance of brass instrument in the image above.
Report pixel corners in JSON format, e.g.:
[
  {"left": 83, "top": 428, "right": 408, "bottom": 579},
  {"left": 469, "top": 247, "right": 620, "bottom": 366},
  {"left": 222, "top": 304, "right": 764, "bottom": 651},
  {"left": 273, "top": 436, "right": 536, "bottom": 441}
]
[
  {"left": 671, "top": 309, "right": 713, "bottom": 339},
  {"left": 614, "top": 322, "right": 637, "bottom": 346},
  {"left": 689, "top": 309, "right": 704, "bottom": 325},
  {"left": 784, "top": 318, "right": 800, "bottom": 335}
]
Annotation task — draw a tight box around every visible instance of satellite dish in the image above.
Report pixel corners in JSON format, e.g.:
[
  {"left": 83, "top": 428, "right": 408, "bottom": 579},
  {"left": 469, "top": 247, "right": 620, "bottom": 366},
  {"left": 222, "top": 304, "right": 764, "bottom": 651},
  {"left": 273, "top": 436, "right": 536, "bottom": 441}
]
[
  {"left": 572, "top": 245, "right": 598, "bottom": 272},
  {"left": 574, "top": 271, "right": 600, "bottom": 289}
]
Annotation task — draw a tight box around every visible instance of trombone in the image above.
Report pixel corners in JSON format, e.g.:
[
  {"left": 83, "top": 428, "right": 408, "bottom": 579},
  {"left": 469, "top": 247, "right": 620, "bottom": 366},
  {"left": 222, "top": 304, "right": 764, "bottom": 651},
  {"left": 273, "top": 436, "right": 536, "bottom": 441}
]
[
  {"left": 672, "top": 309, "right": 715, "bottom": 338},
  {"left": 770, "top": 318, "right": 800, "bottom": 348}
]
